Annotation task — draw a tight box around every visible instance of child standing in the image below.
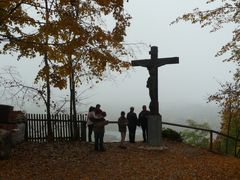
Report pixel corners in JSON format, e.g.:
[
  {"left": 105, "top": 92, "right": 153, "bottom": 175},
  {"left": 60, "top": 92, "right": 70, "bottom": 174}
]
[{"left": 118, "top": 111, "right": 128, "bottom": 149}]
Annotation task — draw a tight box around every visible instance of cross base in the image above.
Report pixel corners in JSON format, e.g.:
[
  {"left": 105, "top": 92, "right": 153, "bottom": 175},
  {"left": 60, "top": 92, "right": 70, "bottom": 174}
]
[{"left": 147, "top": 114, "right": 163, "bottom": 146}]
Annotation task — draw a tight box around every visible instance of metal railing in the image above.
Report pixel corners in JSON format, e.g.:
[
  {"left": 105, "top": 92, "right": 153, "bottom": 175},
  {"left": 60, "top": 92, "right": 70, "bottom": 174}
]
[
  {"left": 24, "top": 115, "right": 240, "bottom": 157},
  {"left": 162, "top": 121, "right": 240, "bottom": 156}
]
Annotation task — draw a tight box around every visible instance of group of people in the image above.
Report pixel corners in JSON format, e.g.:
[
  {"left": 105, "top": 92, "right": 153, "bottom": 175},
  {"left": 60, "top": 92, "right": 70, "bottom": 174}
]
[
  {"left": 87, "top": 104, "right": 151, "bottom": 151},
  {"left": 125, "top": 105, "right": 151, "bottom": 144},
  {"left": 87, "top": 104, "right": 108, "bottom": 152}
]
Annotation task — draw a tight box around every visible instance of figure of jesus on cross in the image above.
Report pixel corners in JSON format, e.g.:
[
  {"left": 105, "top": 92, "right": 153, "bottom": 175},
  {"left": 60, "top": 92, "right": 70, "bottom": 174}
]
[
  {"left": 132, "top": 46, "right": 179, "bottom": 115},
  {"left": 132, "top": 46, "right": 179, "bottom": 146}
]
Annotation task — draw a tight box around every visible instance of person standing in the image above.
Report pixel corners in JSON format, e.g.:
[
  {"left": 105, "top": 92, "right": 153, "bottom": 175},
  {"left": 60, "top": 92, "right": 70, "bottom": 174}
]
[
  {"left": 86, "top": 106, "right": 95, "bottom": 142},
  {"left": 138, "top": 105, "right": 151, "bottom": 142},
  {"left": 127, "top": 107, "right": 138, "bottom": 143},
  {"left": 95, "top": 104, "right": 103, "bottom": 116},
  {"left": 118, "top": 111, "right": 128, "bottom": 148},
  {"left": 92, "top": 104, "right": 108, "bottom": 151}
]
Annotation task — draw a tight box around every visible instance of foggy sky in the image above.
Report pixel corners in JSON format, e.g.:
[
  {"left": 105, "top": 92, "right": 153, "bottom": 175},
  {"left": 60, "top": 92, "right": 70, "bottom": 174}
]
[{"left": 0, "top": 0, "right": 236, "bottom": 130}]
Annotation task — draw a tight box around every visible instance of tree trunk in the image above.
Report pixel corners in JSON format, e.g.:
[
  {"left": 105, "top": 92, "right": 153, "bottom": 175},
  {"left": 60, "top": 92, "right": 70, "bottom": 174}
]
[
  {"left": 225, "top": 105, "right": 232, "bottom": 154},
  {"left": 44, "top": 55, "right": 53, "bottom": 142},
  {"left": 71, "top": 70, "right": 79, "bottom": 140},
  {"left": 69, "top": 55, "right": 78, "bottom": 140},
  {"left": 69, "top": 74, "right": 74, "bottom": 140},
  {"left": 44, "top": 0, "right": 53, "bottom": 142}
]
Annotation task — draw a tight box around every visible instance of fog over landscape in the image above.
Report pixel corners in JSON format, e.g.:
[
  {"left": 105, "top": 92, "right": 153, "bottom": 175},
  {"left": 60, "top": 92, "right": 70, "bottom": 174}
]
[{"left": 1, "top": 0, "right": 237, "bottom": 132}]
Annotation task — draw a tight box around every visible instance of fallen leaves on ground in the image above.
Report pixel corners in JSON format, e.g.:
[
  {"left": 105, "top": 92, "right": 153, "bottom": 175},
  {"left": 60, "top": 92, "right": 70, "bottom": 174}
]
[{"left": 1, "top": 140, "right": 240, "bottom": 179}]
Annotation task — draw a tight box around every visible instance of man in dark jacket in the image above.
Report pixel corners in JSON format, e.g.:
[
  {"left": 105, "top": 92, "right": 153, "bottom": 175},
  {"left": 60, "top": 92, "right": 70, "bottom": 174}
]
[
  {"left": 127, "top": 107, "right": 138, "bottom": 143},
  {"left": 138, "top": 105, "right": 151, "bottom": 142}
]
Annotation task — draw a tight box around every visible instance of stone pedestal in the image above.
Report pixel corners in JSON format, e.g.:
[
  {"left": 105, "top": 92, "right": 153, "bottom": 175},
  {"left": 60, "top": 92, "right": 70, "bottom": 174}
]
[
  {"left": 147, "top": 114, "right": 163, "bottom": 146},
  {"left": 0, "top": 129, "right": 12, "bottom": 160}
]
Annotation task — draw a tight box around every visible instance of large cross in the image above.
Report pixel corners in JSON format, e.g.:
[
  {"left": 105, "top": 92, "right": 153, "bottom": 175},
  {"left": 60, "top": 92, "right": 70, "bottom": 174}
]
[{"left": 132, "top": 46, "right": 179, "bottom": 115}]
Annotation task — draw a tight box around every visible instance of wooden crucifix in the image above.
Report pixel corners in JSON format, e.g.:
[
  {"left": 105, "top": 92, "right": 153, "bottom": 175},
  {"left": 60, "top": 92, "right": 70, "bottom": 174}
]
[{"left": 132, "top": 46, "right": 179, "bottom": 115}]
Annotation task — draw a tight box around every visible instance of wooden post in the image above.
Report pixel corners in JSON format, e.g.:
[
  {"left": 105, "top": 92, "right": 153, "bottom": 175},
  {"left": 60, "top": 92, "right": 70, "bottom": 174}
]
[
  {"left": 209, "top": 130, "right": 213, "bottom": 152},
  {"left": 81, "top": 121, "right": 86, "bottom": 142},
  {"left": 234, "top": 129, "right": 240, "bottom": 157},
  {"left": 24, "top": 118, "right": 28, "bottom": 141}
]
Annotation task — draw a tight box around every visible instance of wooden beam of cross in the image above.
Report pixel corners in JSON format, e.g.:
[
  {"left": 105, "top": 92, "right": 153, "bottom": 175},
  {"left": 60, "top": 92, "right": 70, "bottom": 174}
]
[{"left": 131, "top": 46, "right": 179, "bottom": 115}]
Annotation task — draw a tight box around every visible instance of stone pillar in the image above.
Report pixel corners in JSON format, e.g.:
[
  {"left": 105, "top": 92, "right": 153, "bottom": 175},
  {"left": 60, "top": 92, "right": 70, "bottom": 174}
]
[{"left": 147, "top": 114, "right": 163, "bottom": 146}]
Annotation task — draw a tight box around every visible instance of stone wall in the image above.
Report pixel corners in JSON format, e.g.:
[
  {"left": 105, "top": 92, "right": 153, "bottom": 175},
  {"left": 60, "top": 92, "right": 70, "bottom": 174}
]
[
  {"left": 0, "top": 105, "right": 27, "bottom": 160},
  {"left": 11, "top": 123, "right": 25, "bottom": 145}
]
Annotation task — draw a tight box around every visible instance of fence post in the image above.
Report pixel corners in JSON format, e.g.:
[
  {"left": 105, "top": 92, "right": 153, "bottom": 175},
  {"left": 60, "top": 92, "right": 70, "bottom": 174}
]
[
  {"left": 81, "top": 121, "right": 86, "bottom": 142},
  {"left": 234, "top": 129, "right": 240, "bottom": 157},
  {"left": 24, "top": 119, "right": 28, "bottom": 141},
  {"left": 209, "top": 130, "right": 213, "bottom": 152}
]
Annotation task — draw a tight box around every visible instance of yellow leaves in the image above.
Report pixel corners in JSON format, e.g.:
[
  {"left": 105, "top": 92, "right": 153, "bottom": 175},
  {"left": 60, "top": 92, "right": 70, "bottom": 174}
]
[
  {"left": 172, "top": 0, "right": 240, "bottom": 64},
  {"left": 1, "top": 0, "right": 132, "bottom": 90},
  {"left": 0, "top": 0, "right": 9, "bottom": 8},
  {"left": 1, "top": 141, "right": 240, "bottom": 179},
  {"left": 96, "top": 0, "right": 110, "bottom": 6},
  {"left": 35, "top": 64, "right": 68, "bottom": 89},
  {"left": 51, "top": 77, "right": 67, "bottom": 90}
]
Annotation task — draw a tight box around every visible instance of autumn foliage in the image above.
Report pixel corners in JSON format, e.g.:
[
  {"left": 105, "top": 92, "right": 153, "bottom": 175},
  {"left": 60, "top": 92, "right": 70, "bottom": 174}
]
[
  {"left": 0, "top": 0, "right": 131, "bottom": 140},
  {"left": 1, "top": 140, "right": 240, "bottom": 179},
  {"left": 0, "top": 0, "right": 131, "bottom": 87},
  {"left": 172, "top": 0, "right": 240, "bottom": 64},
  {"left": 172, "top": 0, "right": 240, "bottom": 155}
]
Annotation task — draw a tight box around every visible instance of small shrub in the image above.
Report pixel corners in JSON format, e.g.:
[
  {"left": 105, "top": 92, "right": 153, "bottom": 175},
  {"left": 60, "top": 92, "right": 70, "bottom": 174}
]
[
  {"left": 162, "top": 128, "right": 182, "bottom": 142},
  {"left": 180, "top": 119, "right": 210, "bottom": 148}
]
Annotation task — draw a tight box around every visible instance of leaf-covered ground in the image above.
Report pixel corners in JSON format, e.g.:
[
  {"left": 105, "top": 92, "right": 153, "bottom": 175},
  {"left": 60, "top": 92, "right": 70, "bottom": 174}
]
[{"left": 1, "top": 140, "right": 240, "bottom": 179}]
